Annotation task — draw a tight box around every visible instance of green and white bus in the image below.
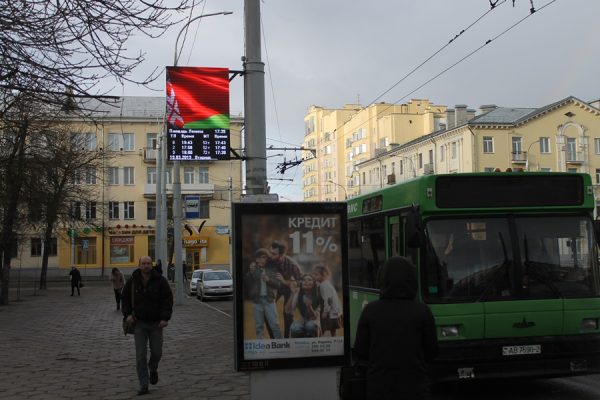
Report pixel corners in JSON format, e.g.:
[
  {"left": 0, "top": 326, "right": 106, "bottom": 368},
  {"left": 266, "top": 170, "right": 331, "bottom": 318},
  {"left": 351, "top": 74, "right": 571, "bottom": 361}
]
[{"left": 347, "top": 172, "right": 600, "bottom": 381}]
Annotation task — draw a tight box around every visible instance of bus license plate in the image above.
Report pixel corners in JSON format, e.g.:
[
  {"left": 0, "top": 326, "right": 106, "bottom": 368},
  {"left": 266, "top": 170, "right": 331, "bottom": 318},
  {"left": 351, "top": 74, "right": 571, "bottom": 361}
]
[{"left": 502, "top": 345, "right": 541, "bottom": 356}]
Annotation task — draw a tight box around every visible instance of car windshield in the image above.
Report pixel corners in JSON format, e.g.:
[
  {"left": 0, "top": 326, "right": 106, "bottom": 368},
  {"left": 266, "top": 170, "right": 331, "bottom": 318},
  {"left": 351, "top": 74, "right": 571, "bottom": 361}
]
[
  {"left": 424, "top": 216, "right": 600, "bottom": 303},
  {"left": 204, "top": 271, "right": 231, "bottom": 281},
  {"left": 192, "top": 271, "right": 201, "bottom": 279}
]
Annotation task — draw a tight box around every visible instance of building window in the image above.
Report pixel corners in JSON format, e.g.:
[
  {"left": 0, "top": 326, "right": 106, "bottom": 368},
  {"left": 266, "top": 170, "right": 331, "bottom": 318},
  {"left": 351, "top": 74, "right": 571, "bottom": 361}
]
[
  {"left": 122, "top": 133, "right": 134, "bottom": 151},
  {"left": 483, "top": 136, "right": 493, "bottom": 153},
  {"left": 147, "top": 133, "right": 157, "bottom": 149},
  {"left": 123, "top": 201, "right": 135, "bottom": 219},
  {"left": 567, "top": 167, "right": 578, "bottom": 173},
  {"left": 596, "top": 169, "right": 600, "bottom": 184},
  {"left": 399, "top": 160, "right": 404, "bottom": 175},
  {"left": 200, "top": 200, "right": 210, "bottom": 218},
  {"left": 107, "top": 133, "right": 119, "bottom": 151},
  {"left": 110, "top": 236, "right": 134, "bottom": 264},
  {"left": 512, "top": 137, "right": 522, "bottom": 153},
  {"left": 76, "top": 237, "right": 97, "bottom": 264},
  {"left": 440, "top": 145, "right": 445, "bottom": 161},
  {"left": 540, "top": 137, "right": 550, "bottom": 153},
  {"left": 595, "top": 138, "right": 600, "bottom": 154},
  {"left": 31, "top": 238, "right": 42, "bottom": 256},
  {"left": 198, "top": 167, "right": 209, "bottom": 184},
  {"left": 540, "top": 168, "right": 551, "bottom": 172},
  {"left": 85, "top": 202, "right": 96, "bottom": 220},
  {"left": 123, "top": 167, "right": 134, "bottom": 185},
  {"left": 451, "top": 142, "right": 457, "bottom": 159},
  {"left": 418, "top": 153, "right": 423, "bottom": 169},
  {"left": 108, "top": 167, "right": 119, "bottom": 185},
  {"left": 85, "top": 167, "right": 96, "bottom": 185},
  {"left": 147, "top": 201, "right": 156, "bottom": 220},
  {"left": 184, "top": 167, "right": 195, "bottom": 184},
  {"left": 72, "top": 202, "right": 82, "bottom": 220},
  {"left": 566, "top": 138, "right": 577, "bottom": 161},
  {"left": 484, "top": 167, "right": 495, "bottom": 172},
  {"left": 109, "top": 201, "right": 119, "bottom": 219},
  {"left": 147, "top": 167, "right": 156, "bottom": 185}
]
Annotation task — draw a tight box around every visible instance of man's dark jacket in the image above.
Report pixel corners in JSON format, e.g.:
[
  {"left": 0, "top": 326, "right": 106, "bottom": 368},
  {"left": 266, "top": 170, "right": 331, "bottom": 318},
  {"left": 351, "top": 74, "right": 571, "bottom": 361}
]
[
  {"left": 354, "top": 256, "right": 438, "bottom": 400},
  {"left": 121, "top": 268, "right": 173, "bottom": 322}
]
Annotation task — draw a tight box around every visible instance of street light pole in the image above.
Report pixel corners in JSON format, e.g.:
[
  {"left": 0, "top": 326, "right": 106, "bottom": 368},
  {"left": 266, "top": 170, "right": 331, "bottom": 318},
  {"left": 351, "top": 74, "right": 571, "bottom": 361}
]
[
  {"left": 327, "top": 180, "right": 347, "bottom": 200},
  {"left": 169, "top": 10, "right": 233, "bottom": 305}
]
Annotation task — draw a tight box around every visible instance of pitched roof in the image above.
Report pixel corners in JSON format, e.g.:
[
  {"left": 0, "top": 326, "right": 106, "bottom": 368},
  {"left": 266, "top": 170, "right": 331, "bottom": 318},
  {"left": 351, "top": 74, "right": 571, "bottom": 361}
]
[{"left": 77, "top": 96, "right": 165, "bottom": 118}]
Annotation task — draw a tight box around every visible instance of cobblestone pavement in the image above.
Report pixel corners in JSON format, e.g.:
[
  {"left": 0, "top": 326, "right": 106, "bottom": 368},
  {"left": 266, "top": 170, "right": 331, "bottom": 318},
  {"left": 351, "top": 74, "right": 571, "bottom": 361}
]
[{"left": 0, "top": 282, "right": 250, "bottom": 400}]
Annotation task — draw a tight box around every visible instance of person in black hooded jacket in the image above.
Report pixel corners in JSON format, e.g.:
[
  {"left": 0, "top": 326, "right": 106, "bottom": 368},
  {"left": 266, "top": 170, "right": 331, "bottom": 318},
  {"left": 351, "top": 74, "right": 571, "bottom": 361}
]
[
  {"left": 354, "top": 256, "right": 438, "bottom": 400},
  {"left": 122, "top": 256, "right": 173, "bottom": 395}
]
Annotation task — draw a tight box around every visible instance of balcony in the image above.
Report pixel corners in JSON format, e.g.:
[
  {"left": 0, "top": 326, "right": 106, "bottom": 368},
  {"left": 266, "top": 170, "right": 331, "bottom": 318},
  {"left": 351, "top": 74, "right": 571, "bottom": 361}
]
[
  {"left": 143, "top": 147, "right": 157, "bottom": 162},
  {"left": 566, "top": 151, "right": 584, "bottom": 164},
  {"left": 511, "top": 151, "right": 527, "bottom": 164},
  {"left": 423, "top": 163, "right": 434, "bottom": 175},
  {"left": 144, "top": 183, "right": 215, "bottom": 197}
]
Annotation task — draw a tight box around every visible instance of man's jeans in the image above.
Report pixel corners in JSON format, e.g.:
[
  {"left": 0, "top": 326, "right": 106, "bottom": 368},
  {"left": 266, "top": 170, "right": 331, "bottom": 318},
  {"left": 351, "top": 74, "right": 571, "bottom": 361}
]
[
  {"left": 253, "top": 297, "right": 282, "bottom": 339},
  {"left": 134, "top": 320, "right": 163, "bottom": 388}
]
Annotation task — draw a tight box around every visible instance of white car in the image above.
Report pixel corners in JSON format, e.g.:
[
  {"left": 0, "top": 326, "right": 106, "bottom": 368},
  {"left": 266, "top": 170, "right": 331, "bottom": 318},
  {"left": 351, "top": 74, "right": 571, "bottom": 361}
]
[
  {"left": 196, "top": 269, "right": 233, "bottom": 301},
  {"left": 189, "top": 269, "right": 203, "bottom": 295}
]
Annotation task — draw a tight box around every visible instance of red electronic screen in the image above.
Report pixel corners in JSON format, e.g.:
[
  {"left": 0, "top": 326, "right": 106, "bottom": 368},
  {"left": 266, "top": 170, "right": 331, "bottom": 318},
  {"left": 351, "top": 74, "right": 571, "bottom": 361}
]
[{"left": 166, "top": 67, "right": 230, "bottom": 161}]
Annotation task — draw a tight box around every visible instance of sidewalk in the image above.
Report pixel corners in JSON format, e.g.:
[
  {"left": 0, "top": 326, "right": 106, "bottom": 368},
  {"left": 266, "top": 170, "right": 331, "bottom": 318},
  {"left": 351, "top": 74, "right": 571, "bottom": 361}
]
[{"left": 0, "top": 282, "right": 250, "bottom": 400}]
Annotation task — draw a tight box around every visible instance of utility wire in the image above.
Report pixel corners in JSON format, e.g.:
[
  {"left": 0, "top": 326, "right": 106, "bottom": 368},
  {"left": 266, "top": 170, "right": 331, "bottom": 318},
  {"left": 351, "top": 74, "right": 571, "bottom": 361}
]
[
  {"left": 366, "top": 0, "right": 507, "bottom": 107},
  {"left": 262, "top": 17, "right": 282, "bottom": 140}
]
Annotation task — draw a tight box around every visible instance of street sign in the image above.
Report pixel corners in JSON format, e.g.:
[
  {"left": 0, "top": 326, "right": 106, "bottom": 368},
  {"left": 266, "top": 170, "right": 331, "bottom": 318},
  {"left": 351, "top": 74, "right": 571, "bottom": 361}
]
[{"left": 81, "top": 240, "right": 89, "bottom": 250}]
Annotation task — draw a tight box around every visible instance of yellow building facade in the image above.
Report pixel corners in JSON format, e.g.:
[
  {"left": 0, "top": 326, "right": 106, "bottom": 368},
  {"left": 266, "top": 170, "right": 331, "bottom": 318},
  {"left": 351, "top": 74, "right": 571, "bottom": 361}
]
[
  {"left": 303, "top": 99, "right": 447, "bottom": 201},
  {"left": 28, "top": 96, "right": 244, "bottom": 275},
  {"left": 356, "top": 97, "right": 600, "bottom": 211}
]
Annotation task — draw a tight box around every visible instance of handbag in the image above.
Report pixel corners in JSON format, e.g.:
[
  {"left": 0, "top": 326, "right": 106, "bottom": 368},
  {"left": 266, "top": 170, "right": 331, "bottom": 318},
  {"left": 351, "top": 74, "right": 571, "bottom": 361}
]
[
  {"left": 122, "top": 281, "right": 136, "bottom": 335},
  {"left": 79, "top": 282, "right": 84, "bottom": 288},
  {"left": 339, "top": 363, "right": 367, "bottom": 400}
]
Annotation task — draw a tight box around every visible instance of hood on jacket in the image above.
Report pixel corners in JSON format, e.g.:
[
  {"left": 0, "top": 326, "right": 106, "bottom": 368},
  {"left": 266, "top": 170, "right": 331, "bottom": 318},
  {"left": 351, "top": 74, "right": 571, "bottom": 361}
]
[{"left": 379, "top": 256, "right": 418, "bottom": 300}]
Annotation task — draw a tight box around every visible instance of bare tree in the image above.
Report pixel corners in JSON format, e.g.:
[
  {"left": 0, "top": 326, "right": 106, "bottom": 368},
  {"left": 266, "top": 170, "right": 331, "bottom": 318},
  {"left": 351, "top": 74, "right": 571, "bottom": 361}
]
[
  {"left": 0, "top": 0, "right": 195, "bottom": 113},
  {"left": 0, "top": 0, "right": 200, "bottom": 304}
]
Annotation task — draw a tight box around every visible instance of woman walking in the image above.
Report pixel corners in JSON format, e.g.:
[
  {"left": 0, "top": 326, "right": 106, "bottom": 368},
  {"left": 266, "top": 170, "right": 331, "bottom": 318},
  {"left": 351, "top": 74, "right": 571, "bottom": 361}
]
[{"left": 110, "top": 267, "right": 126, "bottom": 310}]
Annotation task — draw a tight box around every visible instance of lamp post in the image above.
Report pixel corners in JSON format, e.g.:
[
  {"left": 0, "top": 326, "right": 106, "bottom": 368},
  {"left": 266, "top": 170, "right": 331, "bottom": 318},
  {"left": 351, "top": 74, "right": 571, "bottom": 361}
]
[
  {"left": 327, "top": 180, "right": 347, "bottom": 200},
  {"left": 525, "top": 140, "right": 540, "bottom": 171},
  {"left": 167, "top": 10, "right": 233, "bottom": 305}
]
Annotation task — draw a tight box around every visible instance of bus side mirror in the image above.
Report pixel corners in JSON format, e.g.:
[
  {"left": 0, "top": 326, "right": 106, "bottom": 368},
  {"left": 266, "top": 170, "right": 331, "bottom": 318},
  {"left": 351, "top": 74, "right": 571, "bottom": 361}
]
[
  {"left": 593, "top": 220, "right": 600, "bottom": 246},
  {"left": 406, "top": 206, "right": 425, "bottom": 248}
]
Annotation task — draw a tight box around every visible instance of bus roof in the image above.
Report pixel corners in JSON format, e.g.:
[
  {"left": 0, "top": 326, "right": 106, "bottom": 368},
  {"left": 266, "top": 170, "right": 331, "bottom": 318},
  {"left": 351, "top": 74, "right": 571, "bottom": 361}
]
[{"left": 347, "top": 172, "right": 595, "bottom": 218}]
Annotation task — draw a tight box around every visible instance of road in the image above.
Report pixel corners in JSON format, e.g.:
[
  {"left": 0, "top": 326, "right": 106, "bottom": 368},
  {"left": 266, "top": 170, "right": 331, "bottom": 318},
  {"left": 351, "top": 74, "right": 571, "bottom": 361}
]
[{"left": 201, "top": 296, "right": 600, "bottom": 400}]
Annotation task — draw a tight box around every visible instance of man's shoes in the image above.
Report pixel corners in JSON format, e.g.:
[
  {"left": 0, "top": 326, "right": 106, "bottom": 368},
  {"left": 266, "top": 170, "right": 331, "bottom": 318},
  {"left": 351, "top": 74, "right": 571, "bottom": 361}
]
[
  {"left": 137, "top": 386, "right": 149, "bottom": 395},
  {"left": 149, "top": 370, "right": 158, "bottom": 385}
]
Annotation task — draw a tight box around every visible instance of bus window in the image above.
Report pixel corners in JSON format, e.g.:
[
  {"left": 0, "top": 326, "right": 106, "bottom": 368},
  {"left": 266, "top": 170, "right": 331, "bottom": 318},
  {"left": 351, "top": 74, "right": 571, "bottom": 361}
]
[
  {"left": 390, "top": 221, "right": 401, "bottom": 257},
  {"left": 348, "top": 216, "right": 385, "bottom": 289}
]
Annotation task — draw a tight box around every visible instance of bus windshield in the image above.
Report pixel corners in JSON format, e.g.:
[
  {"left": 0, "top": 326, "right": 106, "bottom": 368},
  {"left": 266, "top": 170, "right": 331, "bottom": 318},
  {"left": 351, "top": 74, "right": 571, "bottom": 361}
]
[{"left": 424, "top": 216, "right": 599, "bottom": 302}]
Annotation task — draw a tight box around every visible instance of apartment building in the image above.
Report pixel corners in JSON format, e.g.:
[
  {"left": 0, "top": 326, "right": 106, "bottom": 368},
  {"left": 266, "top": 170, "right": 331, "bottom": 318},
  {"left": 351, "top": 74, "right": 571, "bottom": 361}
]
[
  {"left": 356, "top": 96, "right": 600, "bottom": 210},
  {"left": 10, "top": 96, "right": 243, "bottom": 273},
  {"left": 302, "top": 99, "right": 447, "bottom": 201}
]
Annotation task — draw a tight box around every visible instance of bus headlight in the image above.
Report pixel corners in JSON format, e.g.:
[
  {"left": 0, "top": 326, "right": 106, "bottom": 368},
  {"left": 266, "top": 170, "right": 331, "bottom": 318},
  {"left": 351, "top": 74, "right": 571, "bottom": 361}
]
[
  {"left": 441, "top": 325, "right": 460, "bottom": 337},
  {"left": 581, "top": 318, "right": 598, "bottom": 331}
]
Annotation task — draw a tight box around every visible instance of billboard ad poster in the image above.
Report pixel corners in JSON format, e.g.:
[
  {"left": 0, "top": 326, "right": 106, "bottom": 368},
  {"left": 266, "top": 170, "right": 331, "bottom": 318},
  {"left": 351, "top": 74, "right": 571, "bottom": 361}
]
[
  {"left": 165, "top": 66, "right": 230, "bottom": 161},
  {"left": 233, "top": 202, "right": 350, "bottom": 371},
  {"left": 185, "top": 195, "right": 200, "bottom": 219}
]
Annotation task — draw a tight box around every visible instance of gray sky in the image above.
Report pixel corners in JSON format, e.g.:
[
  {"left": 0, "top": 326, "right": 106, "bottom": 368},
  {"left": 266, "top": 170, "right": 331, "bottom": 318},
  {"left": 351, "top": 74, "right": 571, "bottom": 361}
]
[{"left": 114, "top": 0, "right": 600, "bottom": 201}]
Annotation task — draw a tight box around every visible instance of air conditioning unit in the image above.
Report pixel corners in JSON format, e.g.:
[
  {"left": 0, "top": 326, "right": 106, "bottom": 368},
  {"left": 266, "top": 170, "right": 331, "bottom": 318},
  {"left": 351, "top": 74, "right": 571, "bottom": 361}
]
[{"left": 387, "top": 174, "right": 396, "bottom": 184}]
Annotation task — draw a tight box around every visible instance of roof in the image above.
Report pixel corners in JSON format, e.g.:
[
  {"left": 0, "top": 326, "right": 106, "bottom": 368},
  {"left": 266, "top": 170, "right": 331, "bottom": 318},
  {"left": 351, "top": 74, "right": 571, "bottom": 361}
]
[
  {"left": 77, "top": 96, "right": 165, "bottom": 119},
  {"left": 469, "top": 106, "right": 536, "bottom": 124}
]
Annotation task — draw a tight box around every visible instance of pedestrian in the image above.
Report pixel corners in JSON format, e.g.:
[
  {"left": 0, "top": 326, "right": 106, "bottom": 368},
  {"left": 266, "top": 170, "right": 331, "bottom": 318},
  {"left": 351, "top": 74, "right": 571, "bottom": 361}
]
[
  {"left": 181, "top": 261, "right": 188, "bottom": 282},
  {"left": 353, "top": 256, "right": 438, "bottom": 400},
  {"left": 121, "top": 256, "right": 173, "bottom": 396},
  {"left": 110, "top": 267, "right": 125, "bottom": 310},
  {"left": 168, "top": 263, "right": 175, "bottom": 282},
  {"left": 69, "top": 266, "right": 82, "bottom": 296},
  {"left": 268, "top": 240, "right": 303, "bottom": 338},
  {"left": 155, "top": 259, "right": 163, "bottom": 276}
]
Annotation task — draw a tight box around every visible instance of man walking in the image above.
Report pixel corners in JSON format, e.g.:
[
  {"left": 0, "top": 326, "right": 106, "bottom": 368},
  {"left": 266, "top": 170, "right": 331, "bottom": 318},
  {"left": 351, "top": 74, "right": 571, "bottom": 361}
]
[
  {"left": 122, "top": 256, "right": 173, "bottom": 396},
  {"left": 69, "top": 266, "right": 82, "bottom": 296}
]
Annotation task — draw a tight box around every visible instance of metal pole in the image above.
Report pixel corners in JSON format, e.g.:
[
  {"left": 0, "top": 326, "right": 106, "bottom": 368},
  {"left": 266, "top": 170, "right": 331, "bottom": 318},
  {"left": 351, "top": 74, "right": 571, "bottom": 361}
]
[
  {"left": 171, "top": 11, "right": 233, "bottom": 305},
  {"left": 244, "top": 0, "right": 267, "bottom": 195},
  {"left": 156, "top": 132, "right": 163, "bottom": 263}
]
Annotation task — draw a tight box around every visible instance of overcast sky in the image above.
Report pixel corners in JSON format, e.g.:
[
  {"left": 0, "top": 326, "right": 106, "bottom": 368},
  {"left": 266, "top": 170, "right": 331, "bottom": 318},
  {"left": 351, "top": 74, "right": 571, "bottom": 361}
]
[{"left": 113, "top": 0, "right": 600, "bottom": 201}]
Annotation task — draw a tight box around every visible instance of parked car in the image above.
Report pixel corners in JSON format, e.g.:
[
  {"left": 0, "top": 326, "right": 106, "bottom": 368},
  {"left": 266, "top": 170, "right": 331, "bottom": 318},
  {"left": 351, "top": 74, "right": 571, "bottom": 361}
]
[
  {"left": 189, "top": 269, "right": 203, "bottom": 295},
  {"left": 196, "top": 269, "right": 233, "bottom": 301}
]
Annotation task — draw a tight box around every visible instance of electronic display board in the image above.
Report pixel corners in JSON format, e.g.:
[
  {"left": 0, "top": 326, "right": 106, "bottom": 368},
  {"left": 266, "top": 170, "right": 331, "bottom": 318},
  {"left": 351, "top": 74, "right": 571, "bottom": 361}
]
[{"left": 166, "top": 67, "right": 230, "bottom": 161}]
